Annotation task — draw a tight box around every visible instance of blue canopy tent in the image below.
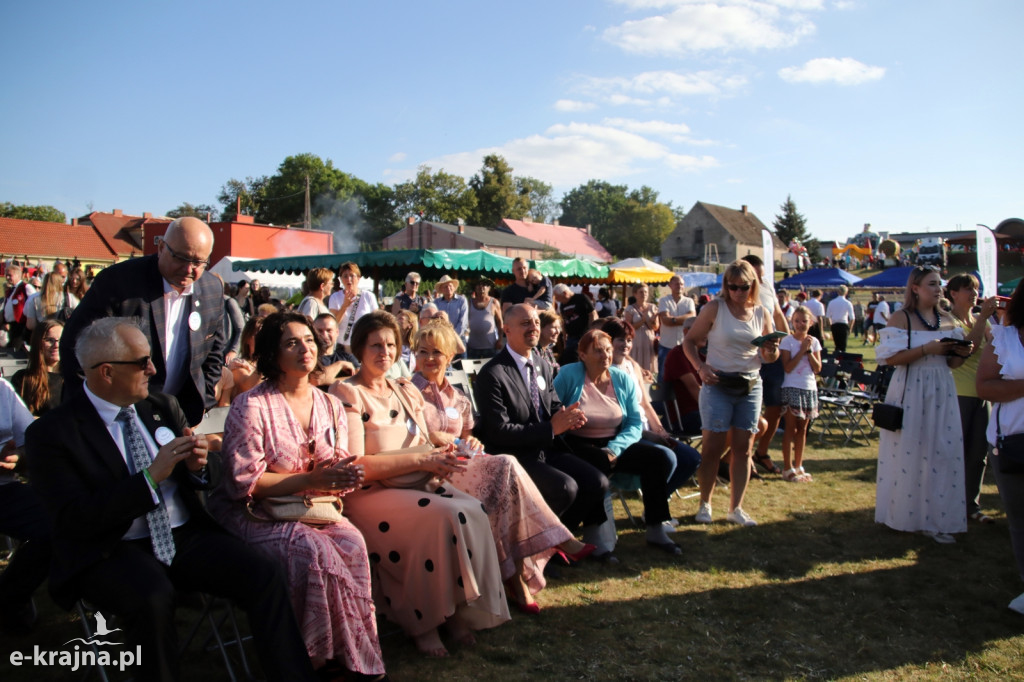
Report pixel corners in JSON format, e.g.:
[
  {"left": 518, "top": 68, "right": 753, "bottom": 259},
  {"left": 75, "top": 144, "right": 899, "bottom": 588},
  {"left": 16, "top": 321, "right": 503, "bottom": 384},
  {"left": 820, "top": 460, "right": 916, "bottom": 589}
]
[
  {"left": 777, "top": 268, "right": 862, "bottom": 290},
  {"left": 853, "top": 266, "right": 916, "bottom": 289}
]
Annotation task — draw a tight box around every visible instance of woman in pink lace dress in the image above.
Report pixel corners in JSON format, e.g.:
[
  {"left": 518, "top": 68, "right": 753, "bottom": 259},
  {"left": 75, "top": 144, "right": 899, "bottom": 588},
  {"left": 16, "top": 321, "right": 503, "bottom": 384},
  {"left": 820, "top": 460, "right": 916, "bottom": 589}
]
[
  {"left": 624, "top": 283, "right": 659, "bottom": 376},
  {"left": 411, "top": 321, "right": 594, "bottom": 614},
  {"left": 209, "top": 312, "right": 386, "bottom": 680}
]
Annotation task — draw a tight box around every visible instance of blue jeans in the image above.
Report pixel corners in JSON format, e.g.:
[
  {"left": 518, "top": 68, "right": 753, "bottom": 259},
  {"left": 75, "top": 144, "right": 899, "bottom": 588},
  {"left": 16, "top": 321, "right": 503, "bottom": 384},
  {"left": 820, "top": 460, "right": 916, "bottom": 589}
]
[{"left": 640, "top": 438, "right": 701, "bottom": 491}]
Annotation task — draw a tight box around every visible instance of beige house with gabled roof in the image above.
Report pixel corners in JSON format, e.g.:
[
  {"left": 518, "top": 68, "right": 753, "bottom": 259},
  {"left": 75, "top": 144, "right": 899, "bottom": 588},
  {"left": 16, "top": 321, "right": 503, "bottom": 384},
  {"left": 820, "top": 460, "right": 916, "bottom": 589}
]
[{"left": 662, "top": 201, "right": 786, "bottom": 267}]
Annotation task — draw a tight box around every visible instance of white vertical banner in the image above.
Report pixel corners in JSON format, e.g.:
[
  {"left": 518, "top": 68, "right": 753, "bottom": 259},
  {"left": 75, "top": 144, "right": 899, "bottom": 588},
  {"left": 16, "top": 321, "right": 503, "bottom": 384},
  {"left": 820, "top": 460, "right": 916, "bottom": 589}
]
[
  {"left": 761, "top": 228, "right": 775, "bottom": 288},
  {"left": 976, "top": 224, "right": 998, "bottom": 297}
]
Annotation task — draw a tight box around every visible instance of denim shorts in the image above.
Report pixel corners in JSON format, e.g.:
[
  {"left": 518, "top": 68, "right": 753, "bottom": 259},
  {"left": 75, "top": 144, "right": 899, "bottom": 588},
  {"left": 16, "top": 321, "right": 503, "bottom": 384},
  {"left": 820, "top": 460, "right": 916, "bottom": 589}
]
[{"left": 699, "top": 378, "right": 763, "bottom": 434}]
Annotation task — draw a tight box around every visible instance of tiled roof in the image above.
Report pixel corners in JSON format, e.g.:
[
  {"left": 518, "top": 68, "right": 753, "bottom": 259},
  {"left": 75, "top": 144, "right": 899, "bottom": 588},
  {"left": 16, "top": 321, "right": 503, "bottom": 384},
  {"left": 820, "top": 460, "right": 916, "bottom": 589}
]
[
  {"left": 426, "top": 221, "right": 550, "bottom": 250},
  {"left": 499, "top": 219, "right": 613, "bottom": 262},
  {"left": 0, "top": 218, "right": 118, "bottom": 261},
  {"left": 81, "top": 211, "right": 152, "bottom": 257},
  {"left": 696, "top": 202, "right": 786, "bottom": 249}
]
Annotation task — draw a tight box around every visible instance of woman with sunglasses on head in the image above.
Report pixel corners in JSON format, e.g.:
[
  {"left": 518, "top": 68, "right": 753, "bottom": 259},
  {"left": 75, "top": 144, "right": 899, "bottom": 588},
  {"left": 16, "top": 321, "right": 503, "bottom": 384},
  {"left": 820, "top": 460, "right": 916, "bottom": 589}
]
[
  {"left": 682, "top": 260, "right": 780, "bottom": 527},
  {"left": 11, "top": 319, "right": 64, "bottom": 416},
  {"left": 208, "top": 312, "right": 386, "bottom": 680},
  {"left": 411, "top": 320, "right": 592, "bottom": 613},
  {"left": 875, "top": 266, "right": 972, "bottom": 544}
]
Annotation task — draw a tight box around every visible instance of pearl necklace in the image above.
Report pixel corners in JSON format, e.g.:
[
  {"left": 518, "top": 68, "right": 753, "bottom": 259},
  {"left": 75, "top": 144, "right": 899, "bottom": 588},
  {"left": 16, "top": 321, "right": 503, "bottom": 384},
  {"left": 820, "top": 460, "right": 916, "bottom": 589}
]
[{"left": 914, "top": 307, "right": 940, "bottom": 332}]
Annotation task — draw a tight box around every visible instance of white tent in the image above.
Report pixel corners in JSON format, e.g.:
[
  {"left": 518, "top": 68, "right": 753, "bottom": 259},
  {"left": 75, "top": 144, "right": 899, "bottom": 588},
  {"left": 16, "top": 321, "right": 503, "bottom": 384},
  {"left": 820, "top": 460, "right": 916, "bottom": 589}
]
[
  {"left": 609, "top": 257, "right": 672, "bottom": 273},
  {"left": 209, "top": 256, "right": 305, "bottom": 296}
]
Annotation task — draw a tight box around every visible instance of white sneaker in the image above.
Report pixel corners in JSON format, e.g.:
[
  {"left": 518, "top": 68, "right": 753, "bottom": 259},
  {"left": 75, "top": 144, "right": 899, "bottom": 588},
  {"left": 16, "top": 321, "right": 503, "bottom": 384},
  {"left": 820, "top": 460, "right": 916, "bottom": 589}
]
[
  {"left": 662, "top": 520, "right": 678, "bottom": 533},
  {"left": 920, "top": 531, "right": 956, "bottom": 544},
  {"left": 726, "top": 507, "right": 757, "bottom": 527},
  {"left": 695, "top": 502, "right": 713, "bottom": 524},
  {"left": 1009, "top": 592, "right": 1024, "bottom": 615}
]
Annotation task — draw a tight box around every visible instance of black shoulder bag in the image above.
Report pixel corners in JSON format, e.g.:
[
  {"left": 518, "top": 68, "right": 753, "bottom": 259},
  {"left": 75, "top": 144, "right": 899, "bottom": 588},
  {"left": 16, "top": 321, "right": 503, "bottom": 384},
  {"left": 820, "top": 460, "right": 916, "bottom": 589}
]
[{"left": 872, "top": 311, "right": 911, "bottom": 431}]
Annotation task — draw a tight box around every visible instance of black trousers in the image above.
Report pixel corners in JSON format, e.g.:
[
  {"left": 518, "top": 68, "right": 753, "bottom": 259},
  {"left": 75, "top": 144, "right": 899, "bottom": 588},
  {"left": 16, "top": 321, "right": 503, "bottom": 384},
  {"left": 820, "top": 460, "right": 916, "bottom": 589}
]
[
  {"left": 75, "top": 521, "right": 316, "bottom": 682},
  {"left": 518, "top": 448, "right": 608, "bottom": 532},
  {"left": 0, "top": 482, "right": 51, "bottom": 612},
  {"left": 831, "top": 322, "right": 850, "bottom": 352},
  {"left": 563, "top": 434, "right": 674, "bottom": 526}
]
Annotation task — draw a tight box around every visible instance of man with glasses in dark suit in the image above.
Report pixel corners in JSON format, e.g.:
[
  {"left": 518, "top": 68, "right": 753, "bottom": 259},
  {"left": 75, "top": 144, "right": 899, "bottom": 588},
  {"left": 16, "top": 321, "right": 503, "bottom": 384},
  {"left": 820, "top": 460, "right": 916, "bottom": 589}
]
[
  {"left": 61, "top": 217, "right": 226, "bottom": 426},
  {"left": 28, "top": 317, "right": 315, "bottom": 681}
]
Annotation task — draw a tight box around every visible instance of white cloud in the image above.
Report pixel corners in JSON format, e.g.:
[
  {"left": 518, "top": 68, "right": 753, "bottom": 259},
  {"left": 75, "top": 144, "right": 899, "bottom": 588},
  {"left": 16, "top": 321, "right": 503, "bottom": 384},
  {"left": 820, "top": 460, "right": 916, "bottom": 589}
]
[
  {"left": 388, "top": 152, "right": 407, "bottom": 163},
  {"left": 580, "top": 70, "right": 748, "bottom": 102},
  {"left": 778, "top": 57, "right": 885, "bottom": 85},
  {"left": 554, "top": 99, "right": 597, "bottom": 112},
  {"left": 419, "top": 121, "right": 718, "bottom": 187},
  {"left": 603, "top": 1, "right": 818, "bottom": 55}
]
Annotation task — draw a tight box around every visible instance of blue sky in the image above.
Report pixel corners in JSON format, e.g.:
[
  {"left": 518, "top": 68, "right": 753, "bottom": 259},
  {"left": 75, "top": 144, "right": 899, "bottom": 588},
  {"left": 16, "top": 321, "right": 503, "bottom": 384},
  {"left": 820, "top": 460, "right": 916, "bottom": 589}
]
[{"left": 2, "top": 0, "right": 1021, "bottom": 245}]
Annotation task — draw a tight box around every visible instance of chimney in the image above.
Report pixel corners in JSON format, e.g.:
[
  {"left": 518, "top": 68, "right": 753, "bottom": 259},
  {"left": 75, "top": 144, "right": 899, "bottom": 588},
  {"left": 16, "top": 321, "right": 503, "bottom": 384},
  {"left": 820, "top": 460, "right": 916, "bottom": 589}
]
[
  {"left": 71, "top": 218, "right": 78, "bottom": 226},
  {"left": 143, "top": 212, "right": 152, "bottom": 219},
  {"left": 407, "top": 216, "right": 416, "bottom": 226},
  {"left": 113, "top": 209, "right": 123, "bottom": 216},
  {"left": 585, "top": 224, "right": 592, "bottom": 236},
  {"left": 741, "top": 205, "right": 748, "bottom": 215},
  {"left": 457, "top": 218, "right": 465, "bottom": 234},
  {"left": 553, "top": 219, "right": 559, "bottom": 226}
]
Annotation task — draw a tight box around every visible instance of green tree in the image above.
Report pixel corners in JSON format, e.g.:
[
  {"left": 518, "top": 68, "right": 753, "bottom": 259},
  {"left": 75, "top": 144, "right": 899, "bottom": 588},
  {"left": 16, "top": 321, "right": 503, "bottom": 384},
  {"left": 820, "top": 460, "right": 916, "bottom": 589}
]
[
  {"left": 359, "top": 182, "right": 403, "bottom": 248},
  {"left": 515, "top": 176, "right": 556, "bottom": 223},
  {"left": 469, "top": 154, "right": 530, "bottom": 227},
  {"left": 393, "top": 166, "right": 477, "bottom": 225},
  {"left": 606, "top": 198, "right": 676, "bottom": 259},
  {"left": 0, "top": 202, "right": 66, "bottom": 223},
  {"left": 258, "top": 153, "right": 369, "bottom": 227},
  {"left": 772, "top": 195, "right": 818, "bottom": 254},
  {"left": 166, "top": 202, "right": 217, "bottom": 220},
  {"left": 217, "top": 176, "right": 268, "bottom": 221},
  {"left": 558, "top": 180, "right": 630, "bottom": 237}
]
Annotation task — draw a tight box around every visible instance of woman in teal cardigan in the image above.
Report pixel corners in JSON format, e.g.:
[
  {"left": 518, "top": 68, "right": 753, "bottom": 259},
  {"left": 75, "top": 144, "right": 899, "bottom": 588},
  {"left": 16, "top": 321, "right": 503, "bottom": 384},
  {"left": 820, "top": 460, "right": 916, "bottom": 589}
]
[{"left": 553, "top": 329, "right": 682, "bottom": 555}]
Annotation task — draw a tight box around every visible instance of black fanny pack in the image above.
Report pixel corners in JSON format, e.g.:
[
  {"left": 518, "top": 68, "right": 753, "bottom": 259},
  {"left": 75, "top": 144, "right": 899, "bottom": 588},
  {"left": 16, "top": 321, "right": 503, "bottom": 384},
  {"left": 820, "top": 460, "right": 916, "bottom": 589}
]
[{"left": 715, "top": 372, "right": 757, "bottom": 397}]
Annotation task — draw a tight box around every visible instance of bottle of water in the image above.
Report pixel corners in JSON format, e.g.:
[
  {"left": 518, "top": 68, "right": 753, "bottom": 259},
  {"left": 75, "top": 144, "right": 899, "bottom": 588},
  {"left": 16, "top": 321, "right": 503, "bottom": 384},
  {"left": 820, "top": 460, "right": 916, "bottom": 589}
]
[{"left": 454, "top": 438, "right": 480, "bottom": 459}]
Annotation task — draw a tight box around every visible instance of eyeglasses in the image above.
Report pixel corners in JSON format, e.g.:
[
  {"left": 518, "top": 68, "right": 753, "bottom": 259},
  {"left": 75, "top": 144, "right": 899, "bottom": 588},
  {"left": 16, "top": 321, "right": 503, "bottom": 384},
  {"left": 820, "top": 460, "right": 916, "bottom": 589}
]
[
  {"left": 914, "top": 265, "right": 939, "bottom": 273},
  {"left": 726, "top": 283, "right": 751, "bottom": 292},
  {"left": 161, "top": 240, "right": 211, "bottom": 269},
  {"left": 90, "top": 356, "right": 152, "bottom": 370}
]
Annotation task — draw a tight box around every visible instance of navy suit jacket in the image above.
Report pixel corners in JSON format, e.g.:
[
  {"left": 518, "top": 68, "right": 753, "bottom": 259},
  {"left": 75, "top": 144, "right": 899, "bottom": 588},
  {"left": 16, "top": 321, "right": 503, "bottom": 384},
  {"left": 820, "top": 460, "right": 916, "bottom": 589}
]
[
  {"left": 472, "top": 347, "right": 561, "bottom": 461},
  {"left": 60, "top": 255, "right": 226, "bottom": 425},
  {"left": 25, "top": 389, "right": 223, "bottom": 609}
]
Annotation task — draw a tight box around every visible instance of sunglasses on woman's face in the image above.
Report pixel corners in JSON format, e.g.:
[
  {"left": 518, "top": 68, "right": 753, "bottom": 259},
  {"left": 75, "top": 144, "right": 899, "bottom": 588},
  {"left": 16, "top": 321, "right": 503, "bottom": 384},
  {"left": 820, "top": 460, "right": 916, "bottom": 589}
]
[{"left": 726, "top": 283, "right": 751, "bottom": 292}]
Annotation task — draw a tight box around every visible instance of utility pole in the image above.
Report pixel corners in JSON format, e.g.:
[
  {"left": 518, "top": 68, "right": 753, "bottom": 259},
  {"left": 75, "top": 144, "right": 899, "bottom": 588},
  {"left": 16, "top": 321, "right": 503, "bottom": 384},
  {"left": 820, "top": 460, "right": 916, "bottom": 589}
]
[{"left": 303, "top": 174, "right": 311, "bottom": 230}]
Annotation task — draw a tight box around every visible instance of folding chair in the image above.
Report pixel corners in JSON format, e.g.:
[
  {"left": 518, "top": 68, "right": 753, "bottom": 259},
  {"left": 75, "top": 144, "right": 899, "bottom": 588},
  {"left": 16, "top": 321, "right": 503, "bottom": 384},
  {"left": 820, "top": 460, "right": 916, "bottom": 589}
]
[
  {"left": 446, "top": 367, "right": 478, "bottom": 418},
  {"left": 649, "top": 382, "right": 701, "bottom": 447},
  {"left": 0, "top": 357, "right": 28, "bottom": 378},
  {"left": 192, "top": 406, "right": 230, "bottom": 435}
]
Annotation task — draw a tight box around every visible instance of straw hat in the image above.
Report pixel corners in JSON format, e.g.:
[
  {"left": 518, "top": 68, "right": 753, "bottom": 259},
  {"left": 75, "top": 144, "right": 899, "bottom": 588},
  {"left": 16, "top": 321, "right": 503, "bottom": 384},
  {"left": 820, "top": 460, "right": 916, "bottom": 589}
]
[{"left": 435, "top": 274, "right": 460, "bottom": 292}]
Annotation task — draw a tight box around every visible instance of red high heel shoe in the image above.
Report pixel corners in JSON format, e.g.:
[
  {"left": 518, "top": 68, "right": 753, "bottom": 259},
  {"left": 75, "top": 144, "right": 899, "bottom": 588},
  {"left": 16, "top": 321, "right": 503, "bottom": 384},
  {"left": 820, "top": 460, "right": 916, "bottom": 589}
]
[
  {"left": 562, "top": 543, "right": 597, "bottom": 563},
  {"left": 515, "top": 601, "right": 541, "bottom": 616}
]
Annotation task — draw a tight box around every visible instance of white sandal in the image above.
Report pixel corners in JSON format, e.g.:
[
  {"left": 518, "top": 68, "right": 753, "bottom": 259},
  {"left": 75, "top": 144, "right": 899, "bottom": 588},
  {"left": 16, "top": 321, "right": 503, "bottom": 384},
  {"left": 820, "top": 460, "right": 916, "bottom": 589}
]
[
  {"left": 783, "top": 467, "right": 800, "bottom": 482},
  {"left": 797, "top": 466, "right": 813, "bottom": 482}
]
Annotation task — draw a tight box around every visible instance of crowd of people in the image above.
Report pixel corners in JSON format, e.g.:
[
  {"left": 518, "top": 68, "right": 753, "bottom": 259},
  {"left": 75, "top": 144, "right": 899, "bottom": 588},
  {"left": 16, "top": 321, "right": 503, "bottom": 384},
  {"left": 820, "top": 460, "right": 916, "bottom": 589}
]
[{"left": 1, "top": 216, "right": 1023, "bottom": 681}]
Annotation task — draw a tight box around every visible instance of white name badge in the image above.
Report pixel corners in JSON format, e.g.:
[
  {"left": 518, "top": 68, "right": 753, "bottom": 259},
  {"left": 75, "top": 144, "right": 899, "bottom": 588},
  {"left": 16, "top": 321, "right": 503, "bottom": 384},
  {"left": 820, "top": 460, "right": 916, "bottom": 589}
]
[
  {"left": 536, "top": 375, "right": 547, "bottom": 391},
  {"left": 188, "top": 311, "right": 201, "bottom": 331},
  {"left": 326, "top": 427, "right": 335, "bottom": 448},
  {"left": 444, "top": 406, "right": 460, "bottom": 420},
  {"left": 154, "top": 427, "right": 176, "bottom": 446}
]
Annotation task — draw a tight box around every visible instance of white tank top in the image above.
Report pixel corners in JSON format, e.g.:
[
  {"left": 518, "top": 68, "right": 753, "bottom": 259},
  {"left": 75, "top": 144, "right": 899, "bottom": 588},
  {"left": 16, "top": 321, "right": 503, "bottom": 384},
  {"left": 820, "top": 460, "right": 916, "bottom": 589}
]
[{"left": 706, "top": 301, "right": 765, "bottom": 375}]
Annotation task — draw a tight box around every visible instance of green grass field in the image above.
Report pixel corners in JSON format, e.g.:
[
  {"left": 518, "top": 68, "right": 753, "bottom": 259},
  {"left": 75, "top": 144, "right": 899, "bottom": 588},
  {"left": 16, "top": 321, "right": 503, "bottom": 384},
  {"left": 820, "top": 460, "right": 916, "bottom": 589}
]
[{"left": 3, "top": 416, "right": 1021, "bottom": 681}]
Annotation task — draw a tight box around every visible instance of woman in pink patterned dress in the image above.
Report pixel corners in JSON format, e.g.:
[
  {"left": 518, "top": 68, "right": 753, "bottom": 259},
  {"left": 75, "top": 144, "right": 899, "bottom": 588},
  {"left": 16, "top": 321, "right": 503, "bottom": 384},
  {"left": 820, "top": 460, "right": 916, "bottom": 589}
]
[
  {"left": 209, "top": 312, "right": 386, "bottom": 680},
  {"left": 411, "top": 321, "right": 594, "bottom": 615}
]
